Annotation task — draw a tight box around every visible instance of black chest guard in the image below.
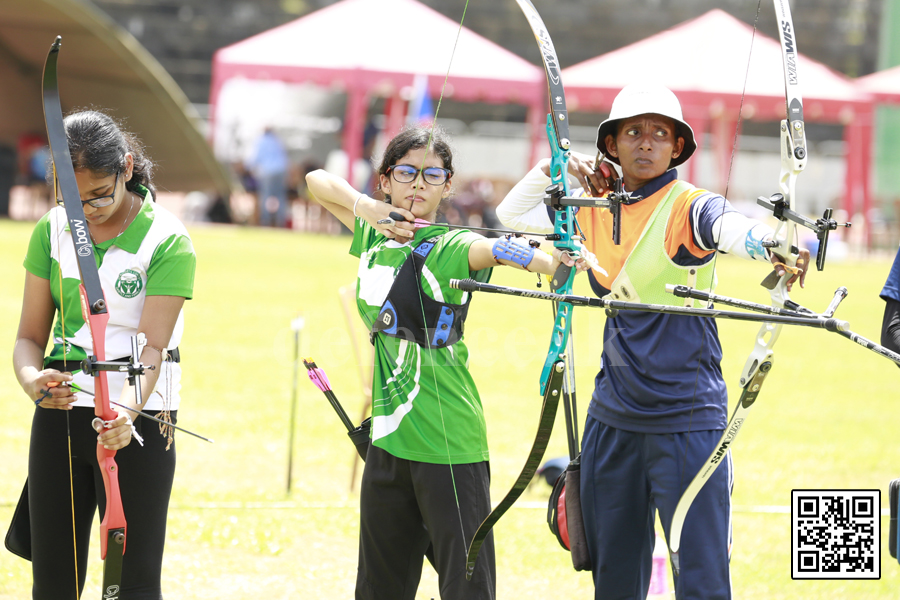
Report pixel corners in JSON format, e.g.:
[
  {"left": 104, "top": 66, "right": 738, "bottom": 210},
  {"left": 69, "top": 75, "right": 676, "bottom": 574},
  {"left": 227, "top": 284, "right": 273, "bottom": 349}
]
[{"left": 371, "top": 236, "right": 471, "bottom": 349}]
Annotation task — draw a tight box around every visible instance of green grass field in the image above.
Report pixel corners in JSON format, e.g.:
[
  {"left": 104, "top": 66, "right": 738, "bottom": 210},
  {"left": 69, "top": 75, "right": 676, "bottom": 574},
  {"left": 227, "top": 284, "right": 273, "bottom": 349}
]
[{"left": 0, "top": 217, "right": 898, "bottom": 598}]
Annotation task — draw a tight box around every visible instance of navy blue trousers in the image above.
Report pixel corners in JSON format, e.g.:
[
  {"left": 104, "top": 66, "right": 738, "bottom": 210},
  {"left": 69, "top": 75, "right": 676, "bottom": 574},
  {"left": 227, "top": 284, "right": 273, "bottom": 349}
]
[{"left": 581, "top": 417, "right": 732, "bottom": 600}]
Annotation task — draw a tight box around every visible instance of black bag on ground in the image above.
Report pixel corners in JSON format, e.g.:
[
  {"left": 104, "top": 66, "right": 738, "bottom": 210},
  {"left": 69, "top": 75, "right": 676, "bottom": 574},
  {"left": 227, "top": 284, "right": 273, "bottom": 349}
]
[
  {"left": 5, "top": 481, "right": 31, "bottom": 561},
  {"left": 547, "top": 454, "right": 590, "bottom": 571},
  {"left": 890, "top": 478, "right": 900, "bottom": 561}
]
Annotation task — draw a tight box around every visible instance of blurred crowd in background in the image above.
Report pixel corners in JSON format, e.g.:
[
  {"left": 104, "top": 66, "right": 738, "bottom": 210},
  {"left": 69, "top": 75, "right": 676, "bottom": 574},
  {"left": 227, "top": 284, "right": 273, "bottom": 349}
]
[{"left": 6, "top": 124, "right": 516, "bottom": 238}]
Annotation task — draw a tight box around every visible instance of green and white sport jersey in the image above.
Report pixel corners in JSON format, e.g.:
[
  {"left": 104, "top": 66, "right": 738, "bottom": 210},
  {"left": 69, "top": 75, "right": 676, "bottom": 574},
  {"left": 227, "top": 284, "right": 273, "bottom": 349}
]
[
  {"left": 24, "top": 187, "right": 195, "bottom": 410},
  {"left": 351, "top": 219, "right": 492, "bottom": 464}
]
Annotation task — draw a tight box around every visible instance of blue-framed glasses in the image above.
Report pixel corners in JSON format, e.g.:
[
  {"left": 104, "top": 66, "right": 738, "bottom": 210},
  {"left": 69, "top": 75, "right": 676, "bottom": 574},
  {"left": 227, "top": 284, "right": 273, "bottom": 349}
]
[
  {"left": 388, "top": 164, "right": 451, "bottom": 186},
  {"left": 57, "top": 171, "right": 121, "bottom": 208}
]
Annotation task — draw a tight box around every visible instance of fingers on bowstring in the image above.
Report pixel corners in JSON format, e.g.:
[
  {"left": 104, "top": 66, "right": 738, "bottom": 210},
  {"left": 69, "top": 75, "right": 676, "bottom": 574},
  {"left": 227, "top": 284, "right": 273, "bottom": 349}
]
[
  {"left": 390, "top": 226, "right": 415, "bottom": 240},
  {"left": 391, "top": 222, "right": 416, "bottom": 239},
  {"left": 42, "top": 370, "right": 73, "bottom": 386}
]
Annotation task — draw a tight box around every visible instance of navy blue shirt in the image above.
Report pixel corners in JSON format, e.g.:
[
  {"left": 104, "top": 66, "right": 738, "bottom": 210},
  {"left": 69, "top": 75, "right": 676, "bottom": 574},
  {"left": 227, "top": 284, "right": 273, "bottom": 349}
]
[
  {"left": 881, "top": 245, "right": 900, "bottom": 303},
  {"left": 584, "top": 170, "right": 739, "bottom": 434}
]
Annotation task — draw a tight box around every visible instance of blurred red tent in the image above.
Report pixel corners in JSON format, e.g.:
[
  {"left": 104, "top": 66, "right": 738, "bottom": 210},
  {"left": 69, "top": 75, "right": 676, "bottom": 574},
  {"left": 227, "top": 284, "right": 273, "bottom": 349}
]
[
  {"left": 0, "top": 0, "right": 231, "bottom": 199},
  {"left": 857, "top": 65, "right": 900, "bottom": 104},
  {"left": 856, "top": 67, "right": 900, "bottom": 230},
  {"left": 209, "top": 0, "right": 546, "bottom": 183},
  {"left": 561, "top": 9, "right": 874, "bottom": 242}
]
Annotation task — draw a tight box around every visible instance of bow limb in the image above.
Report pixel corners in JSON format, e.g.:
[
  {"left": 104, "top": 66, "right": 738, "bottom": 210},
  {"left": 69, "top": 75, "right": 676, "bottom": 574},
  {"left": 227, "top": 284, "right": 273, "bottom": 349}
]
[
  {"left": 668, "top": 0, "right": 805, "bottom": 570},
  {"left": 42, "top": 37, "right": 126, "bottom": 598},
  {"left": 464, "top": 0, "right": 572, "bottom": 578}
]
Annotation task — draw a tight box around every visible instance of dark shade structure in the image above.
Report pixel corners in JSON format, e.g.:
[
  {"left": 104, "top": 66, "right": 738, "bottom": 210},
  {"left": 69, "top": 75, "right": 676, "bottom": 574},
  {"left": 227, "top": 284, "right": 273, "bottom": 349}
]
[{"left": 0, "top": 0, "right": 232, "bottom": 198}]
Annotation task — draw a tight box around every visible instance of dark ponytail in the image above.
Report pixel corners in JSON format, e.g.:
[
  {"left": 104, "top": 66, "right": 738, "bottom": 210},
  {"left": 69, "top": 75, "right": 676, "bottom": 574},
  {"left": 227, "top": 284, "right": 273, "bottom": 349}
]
[{"left": 63, "top": 110, "right": 155, "bottom": 195}]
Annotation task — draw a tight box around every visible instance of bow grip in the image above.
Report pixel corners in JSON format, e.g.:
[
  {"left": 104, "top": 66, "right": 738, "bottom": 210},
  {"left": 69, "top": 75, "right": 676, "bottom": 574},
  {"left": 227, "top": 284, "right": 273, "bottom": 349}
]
[{"left": 97, "top": 447, "right": 127, "bottom": 558}]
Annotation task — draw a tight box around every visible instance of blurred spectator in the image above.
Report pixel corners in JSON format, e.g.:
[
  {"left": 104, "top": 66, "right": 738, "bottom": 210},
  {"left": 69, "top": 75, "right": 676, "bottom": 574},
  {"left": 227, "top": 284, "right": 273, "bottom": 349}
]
[
  {"left": 17, "top": 133, "right": 52, "bottom": 217},
  {"left": 235, "top": 161, "right": 257, "bottom": 194},
  {"left": 206, "top": 195, "right": 233, "bottom": 224},
  {"left": 289, "top": 158, "right": 345, "bottom": 233},
  {"left": 452, "top": 179, "right": 488, "bottom": 225},
  {"left": 0, "top": 144, "right": 14, "bottom": 217},
  {"left": 182, "top": 191, "right": 213, "bottom": 222},
  {"left": 443, "top": 177, "right": 510, "bottom": 236},
  {"left": 324, "top": 123, "right": 379, "bottom": 197},
  {"left": 16, "top": 133, "right": 45, "bottom": 182},
  {"left": 438, "top": 202, "right": 463, "bottom": 226},
  {"left": 247, "top": 127, "right": 289, "bottom": 227}
]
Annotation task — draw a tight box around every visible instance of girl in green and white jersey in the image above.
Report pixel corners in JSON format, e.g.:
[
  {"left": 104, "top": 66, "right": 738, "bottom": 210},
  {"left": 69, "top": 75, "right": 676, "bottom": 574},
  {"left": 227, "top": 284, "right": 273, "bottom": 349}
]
[
  {"left": 13, "top": 110, "right": 195, "bottom": 599},
  {"left": 307, "top": 127, "right": 589, "bottom": 600}
]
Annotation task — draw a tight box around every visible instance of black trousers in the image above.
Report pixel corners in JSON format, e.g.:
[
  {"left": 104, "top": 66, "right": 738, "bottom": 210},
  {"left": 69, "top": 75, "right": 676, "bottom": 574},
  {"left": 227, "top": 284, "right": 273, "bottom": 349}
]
[
  {"left": 356, "top": 444, "right": 496, "bottom": 600},
  {"left": 28, "top": 406, "right": 176, "bottom": 600}
]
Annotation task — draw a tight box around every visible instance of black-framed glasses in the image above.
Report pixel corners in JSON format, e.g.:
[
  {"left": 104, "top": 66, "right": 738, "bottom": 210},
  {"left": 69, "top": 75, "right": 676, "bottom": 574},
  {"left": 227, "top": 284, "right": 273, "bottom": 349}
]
[
  {"left": 388, "top": 164, "right": 451, "bottom": 186},
  {"left": 56, "top": 171, "right": 120, "bottom": 208}
]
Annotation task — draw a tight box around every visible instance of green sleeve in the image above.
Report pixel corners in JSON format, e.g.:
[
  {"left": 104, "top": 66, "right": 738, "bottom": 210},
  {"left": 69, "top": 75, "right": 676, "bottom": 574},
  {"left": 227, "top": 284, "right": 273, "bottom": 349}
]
[
  {"left": 350, "top": 217, "right": 382, "bottom": 258},
  {"left": 23, "top": 214, "right": 53, "bottom": 280},
  {"left": 146, "top": 234, "right": 196, "bottom": 298},
  {"left": 439, "top": 230, "right": 493, "bottom": 284}
]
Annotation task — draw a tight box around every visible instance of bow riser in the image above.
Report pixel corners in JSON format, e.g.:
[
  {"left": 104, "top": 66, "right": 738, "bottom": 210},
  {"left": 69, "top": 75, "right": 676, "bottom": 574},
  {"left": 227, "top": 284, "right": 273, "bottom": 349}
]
[
  {"left": 739, "top": 0, "right": 807, "bottom": 387},
  {"left": 85, "top": 305, "right": 127, "bottom": 564},
  {"left": 739, "top": 142, "right": 799, "bottom": 386},
  {"left": 540, "top": 113, "right": 576, "bottom": 393},
  {"left": 542, "top": 303, "right": 572, "bottom": 393},
  {"left": 98, "top": 447, "right": 125, "bottom": 598}
]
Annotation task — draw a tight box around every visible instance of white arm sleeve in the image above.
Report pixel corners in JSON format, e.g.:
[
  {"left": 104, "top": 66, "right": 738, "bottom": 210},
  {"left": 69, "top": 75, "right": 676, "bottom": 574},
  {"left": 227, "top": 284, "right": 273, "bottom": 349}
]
[
  {"left": 709, "top": 211, "right": 775, "bottom": 262},
  {"left": 496, "top": 162, "right": 555, "bottom": 234}
]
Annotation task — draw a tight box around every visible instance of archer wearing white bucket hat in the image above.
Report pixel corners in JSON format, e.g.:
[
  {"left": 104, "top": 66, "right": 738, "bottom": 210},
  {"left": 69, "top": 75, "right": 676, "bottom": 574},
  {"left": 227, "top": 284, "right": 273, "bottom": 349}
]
[
  {"left": 496, "top": 83, "right": 811, "bottom": 600},
  {"left": 596, "top": 82, "right": 697, "bottom": 168}
]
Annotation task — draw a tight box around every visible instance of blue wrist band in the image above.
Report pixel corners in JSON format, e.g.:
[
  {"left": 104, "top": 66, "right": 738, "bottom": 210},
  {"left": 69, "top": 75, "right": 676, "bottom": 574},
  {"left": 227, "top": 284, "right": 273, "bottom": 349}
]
[
  {"left": 492, "top": 236, "right": 536, "bottom": 270},
  {"left": 745, "top": 228, "right": 768, "bottom": 260}
]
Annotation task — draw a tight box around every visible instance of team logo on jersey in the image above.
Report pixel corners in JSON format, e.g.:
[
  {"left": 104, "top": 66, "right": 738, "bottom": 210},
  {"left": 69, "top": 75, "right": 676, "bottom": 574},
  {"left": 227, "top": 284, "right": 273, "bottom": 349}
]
[{"left": 115, "top": 269, "right": 144, "bottom": 298}]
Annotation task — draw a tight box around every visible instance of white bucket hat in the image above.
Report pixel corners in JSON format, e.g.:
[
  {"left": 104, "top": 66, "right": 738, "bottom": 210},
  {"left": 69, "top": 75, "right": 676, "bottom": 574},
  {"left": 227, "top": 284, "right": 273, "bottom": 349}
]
[{"left": 595, "top": 83, "right": 697, "bottom": 168}]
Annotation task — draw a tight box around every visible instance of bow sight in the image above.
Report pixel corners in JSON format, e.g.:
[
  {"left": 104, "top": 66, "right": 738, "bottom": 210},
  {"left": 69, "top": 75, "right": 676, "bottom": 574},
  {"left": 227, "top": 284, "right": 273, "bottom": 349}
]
[
  {"left": 757, "top": 192, "right": 851, "bottom": 271},
  {"left": 80, "top": 333, "right": 153, "bottom": 406}
]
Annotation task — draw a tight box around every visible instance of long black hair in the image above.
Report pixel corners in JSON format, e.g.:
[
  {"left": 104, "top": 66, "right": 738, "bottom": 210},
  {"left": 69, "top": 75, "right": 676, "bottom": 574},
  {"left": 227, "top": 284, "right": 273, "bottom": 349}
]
[
  {"left": 376, "top": 126, "right": 453, "bottom": 204},
  {"left": 63, "top": 110, "right": 155, "bottom": 195}
]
